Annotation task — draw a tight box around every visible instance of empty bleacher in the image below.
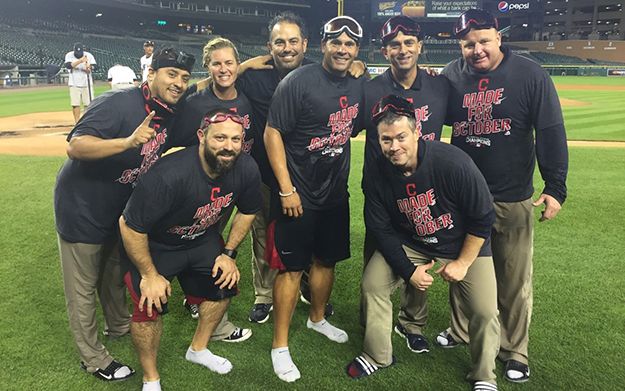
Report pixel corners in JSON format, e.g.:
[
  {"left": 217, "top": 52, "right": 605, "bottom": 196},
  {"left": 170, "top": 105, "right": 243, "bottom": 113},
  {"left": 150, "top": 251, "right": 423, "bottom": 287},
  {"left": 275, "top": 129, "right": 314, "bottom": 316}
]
[{"left": 1, "top": 12, "right": 623, "bottom": 82}]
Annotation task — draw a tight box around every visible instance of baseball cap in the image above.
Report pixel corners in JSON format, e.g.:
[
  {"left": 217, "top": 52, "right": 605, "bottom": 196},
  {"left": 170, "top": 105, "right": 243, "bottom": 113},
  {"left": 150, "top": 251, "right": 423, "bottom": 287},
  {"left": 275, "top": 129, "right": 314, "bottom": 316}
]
[
  {"left": 151, "top": 47, "right": 196, "bottom": 73},
  {"left": 73, "top": 42, "right": 84, "bottom": 57},
  {"left": 381, "top": 16, "right": 421, "bottom": 45},
  {"left": 144, "top": 40, "right": 155, "bottom": 47},
  {"left": 372, "top": 95, "right": 416, "bottom": 125},
  {"left": 454, "top": 9, "right": 499, "bottom": 38},
  {"left": 321, "top": 16, "right": 363, "bottom": 43}
]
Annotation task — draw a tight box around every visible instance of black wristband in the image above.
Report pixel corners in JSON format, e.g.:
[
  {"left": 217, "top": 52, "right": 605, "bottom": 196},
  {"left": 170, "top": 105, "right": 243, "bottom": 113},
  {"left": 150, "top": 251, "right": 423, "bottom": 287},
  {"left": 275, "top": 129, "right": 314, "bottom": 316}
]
[{"left": 222, "top": 248, "right": 237, "bottom": 259}]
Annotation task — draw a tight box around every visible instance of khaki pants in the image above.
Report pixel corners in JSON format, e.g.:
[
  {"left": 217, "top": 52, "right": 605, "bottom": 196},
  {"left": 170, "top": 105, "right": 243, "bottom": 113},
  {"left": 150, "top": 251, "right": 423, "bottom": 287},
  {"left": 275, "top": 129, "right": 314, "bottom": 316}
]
[
  {"left": 211, "top": 184, "right": 273, "bottom": 338},
  {"left": 360, "top": 232, "right": 427, "bottom": 333},
  {"left": 451, "top": 199, "right": 534, "bottom": 364},
  {"left": 250, "top": 184, "right": 277, "bottom": 304},
  {"left": 361, "top": 246, "right": 499, "bottom": 383},
  {"left": 58, "top": 236, "right": 131, "bottom": 372}
]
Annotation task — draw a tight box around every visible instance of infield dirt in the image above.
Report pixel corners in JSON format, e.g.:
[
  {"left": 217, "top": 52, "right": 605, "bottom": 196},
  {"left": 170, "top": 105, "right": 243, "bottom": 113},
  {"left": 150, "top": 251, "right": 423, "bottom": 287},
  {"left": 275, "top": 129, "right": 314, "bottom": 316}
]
[{"left": 0, "top": 103, "right": 623, "bottom": 156}]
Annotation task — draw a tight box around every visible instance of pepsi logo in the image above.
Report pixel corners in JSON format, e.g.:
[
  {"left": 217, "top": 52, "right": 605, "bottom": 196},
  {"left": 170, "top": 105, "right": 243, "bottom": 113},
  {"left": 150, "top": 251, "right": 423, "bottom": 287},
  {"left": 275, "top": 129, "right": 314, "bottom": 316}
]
[{"left": 499, "top": 2, "right": 530, "bottom": 12}]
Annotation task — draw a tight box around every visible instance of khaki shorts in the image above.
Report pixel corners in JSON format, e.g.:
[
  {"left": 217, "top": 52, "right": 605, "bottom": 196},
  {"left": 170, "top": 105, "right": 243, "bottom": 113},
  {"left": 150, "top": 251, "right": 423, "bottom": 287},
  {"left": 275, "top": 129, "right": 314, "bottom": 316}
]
[{"left": 69, "top": 86, "right": 93, "bottom": 107}]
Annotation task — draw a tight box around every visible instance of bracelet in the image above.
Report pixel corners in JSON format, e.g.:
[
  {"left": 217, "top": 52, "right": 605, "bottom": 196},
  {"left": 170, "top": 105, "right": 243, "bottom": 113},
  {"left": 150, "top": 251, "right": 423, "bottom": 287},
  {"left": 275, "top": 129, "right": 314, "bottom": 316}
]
[
  {"left": 221, "top": 248, "right": 237, "bottom": 259},
  {"left": 279, "top": 187, "right": 297, "bottom": 197}
]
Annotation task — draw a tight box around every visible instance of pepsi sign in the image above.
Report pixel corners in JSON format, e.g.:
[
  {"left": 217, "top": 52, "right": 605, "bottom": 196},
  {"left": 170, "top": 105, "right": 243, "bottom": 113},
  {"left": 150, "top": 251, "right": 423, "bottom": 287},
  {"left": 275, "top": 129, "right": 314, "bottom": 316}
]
[{"left": 498, "top": 1, "right": 530, "bottom": 12}]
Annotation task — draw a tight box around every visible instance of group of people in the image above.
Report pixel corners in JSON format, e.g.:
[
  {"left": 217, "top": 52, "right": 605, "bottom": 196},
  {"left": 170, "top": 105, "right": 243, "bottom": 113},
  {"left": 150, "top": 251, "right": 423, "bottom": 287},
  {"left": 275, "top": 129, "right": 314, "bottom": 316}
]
[
  {"left": 54, "top": 8, "right": 568, "bottom": 391},
  {"left": 64, "top": 39, "right": 157, "bottom": 123}
]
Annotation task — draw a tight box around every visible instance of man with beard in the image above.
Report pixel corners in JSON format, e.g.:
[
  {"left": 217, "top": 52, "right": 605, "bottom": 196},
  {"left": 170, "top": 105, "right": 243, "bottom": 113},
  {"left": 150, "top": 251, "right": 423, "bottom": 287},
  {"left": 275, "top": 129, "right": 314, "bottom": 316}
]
[
  {"left": 437, "top": 9, "right": 568, "bottom": 384},
  {"left": 119, "top": 108, "right": 261, "bottom": 391},
  {"left": 360, "top": 15, "right": 450, "bottom": 353},
  {"left": 170, "top": 38, "right": 254, "bottom": 343},
  {"left": 54, "top": 47, "right": 194, "bottom": 382},
  {"left": 264, "top": 15, "right": 365, "bottom": 382}
]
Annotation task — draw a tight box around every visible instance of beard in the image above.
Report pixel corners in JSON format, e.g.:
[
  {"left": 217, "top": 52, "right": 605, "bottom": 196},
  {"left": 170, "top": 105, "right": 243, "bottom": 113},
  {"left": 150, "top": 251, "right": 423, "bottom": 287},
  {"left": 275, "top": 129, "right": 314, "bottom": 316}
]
[{"left": 204, "top": 148, "right": 239, "bottom": 177}]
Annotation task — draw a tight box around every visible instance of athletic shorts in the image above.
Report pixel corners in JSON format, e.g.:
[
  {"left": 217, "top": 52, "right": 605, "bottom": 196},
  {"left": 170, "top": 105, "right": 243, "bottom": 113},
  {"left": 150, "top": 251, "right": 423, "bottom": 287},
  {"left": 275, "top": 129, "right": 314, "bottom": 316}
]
[
  {"left": 69, "top": 85, "right": 93, "bottom": 106},
  {"left": 124, "top": 240, "right": 237, "bottom": 322},
  {"left": 267, "top": 201, "right": 351, "bottom": 272}
]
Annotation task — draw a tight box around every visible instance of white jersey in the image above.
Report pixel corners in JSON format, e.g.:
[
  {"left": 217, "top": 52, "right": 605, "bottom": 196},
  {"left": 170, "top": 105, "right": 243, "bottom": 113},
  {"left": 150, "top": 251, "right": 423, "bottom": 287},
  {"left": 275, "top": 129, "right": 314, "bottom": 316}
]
[
  {"left": 140, "top": 54, "right": 153, "bottom": 82},
  {"left": 107, "top": 65, "right": 137, "bottom": 85},
  {"left": 65, "top": 51, "right": 96, "bottom": 87}
]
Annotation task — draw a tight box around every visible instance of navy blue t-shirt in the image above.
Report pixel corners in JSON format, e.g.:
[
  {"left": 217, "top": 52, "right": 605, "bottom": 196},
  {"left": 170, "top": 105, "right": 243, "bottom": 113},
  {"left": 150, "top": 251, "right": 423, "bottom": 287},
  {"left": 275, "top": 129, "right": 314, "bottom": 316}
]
[
  {"left": 362, "top": 68, "right": 449, "bottom": 177},
  {"left": 443, "top": 46, "right": 565, "bottom": 203},
  {"left": 169, "top": 86, "right": 255, "bottom": 153},
  {"left": 123, "top": 146, "right": 261, "bottom": 251},
  {"left": 365, "top": 140, "right": 494, "bottom": 281},
  {"left": 236, "top": 58, "right": 315, "bottom": 187},
  {"left": 54, "top": 87, "right": 175, "bottom": 243},
  {"left": 267, "top": 63, "right": 365, "bottom": 210}
]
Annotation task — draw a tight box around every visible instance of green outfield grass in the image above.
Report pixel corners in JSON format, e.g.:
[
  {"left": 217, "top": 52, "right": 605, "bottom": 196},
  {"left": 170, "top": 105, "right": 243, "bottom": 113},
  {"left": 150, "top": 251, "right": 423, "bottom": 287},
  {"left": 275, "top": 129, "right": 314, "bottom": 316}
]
[
  {"left": 0, "top": 85, "right": 110, "bottom": 117},
  {"left": 552, "top": 76, "right": 625, "bottom": 141},
  {"left": 2, "top": 76, "right": 625, "bottom": 141},
  {"left": 0, "top": 143, "right": 624, "bottom": 390}
]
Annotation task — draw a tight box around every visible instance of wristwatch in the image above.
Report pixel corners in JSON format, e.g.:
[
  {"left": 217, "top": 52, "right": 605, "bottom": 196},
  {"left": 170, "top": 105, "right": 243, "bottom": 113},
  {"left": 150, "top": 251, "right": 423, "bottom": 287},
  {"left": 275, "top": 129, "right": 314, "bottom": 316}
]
[{"left": 222, "top": 248, "right": 237, "bottom": 259}]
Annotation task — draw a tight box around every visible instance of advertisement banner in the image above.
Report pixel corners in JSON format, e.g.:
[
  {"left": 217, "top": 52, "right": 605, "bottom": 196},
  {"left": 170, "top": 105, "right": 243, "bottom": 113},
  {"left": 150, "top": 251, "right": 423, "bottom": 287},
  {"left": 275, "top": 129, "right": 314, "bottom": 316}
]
[
  {"left": 372, "top": 1, "right": 481, "bottom": 19},
  {"left": 607, "top": 69, "right": 625, "bottom": 77}
]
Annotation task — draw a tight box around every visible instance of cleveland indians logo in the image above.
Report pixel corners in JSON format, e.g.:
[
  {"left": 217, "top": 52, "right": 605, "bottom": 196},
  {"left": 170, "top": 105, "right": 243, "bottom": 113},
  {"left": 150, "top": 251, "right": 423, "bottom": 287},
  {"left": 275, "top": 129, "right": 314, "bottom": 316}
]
[{"left": 339, "top": 95, "right": 348, "bottom": 109}]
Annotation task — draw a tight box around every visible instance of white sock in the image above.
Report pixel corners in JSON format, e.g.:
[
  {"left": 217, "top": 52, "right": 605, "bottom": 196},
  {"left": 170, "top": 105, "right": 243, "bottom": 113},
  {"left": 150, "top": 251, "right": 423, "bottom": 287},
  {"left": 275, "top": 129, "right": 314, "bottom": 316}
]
[
  {"left": 142, "top": 380, "right": 162, "bottom": 391},
  {"left": 271, "top": 347, "right": 301, "bottom": 382},
  {"left": 185, "top": 347, "right": 232, "bottom": 374},
  {"left": 306, "top": 318, "right": 348, "bottom": 343}
]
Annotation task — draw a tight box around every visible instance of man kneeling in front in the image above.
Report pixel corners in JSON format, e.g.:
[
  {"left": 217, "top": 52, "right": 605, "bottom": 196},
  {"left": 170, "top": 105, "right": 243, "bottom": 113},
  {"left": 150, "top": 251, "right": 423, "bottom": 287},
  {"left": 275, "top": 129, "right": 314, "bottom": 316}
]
[
  {"left": 120, "top": 108, "right": 261, "bottom": 390},
  {"left": 348, "top": 95, "right": 500, "bottom": 391}
]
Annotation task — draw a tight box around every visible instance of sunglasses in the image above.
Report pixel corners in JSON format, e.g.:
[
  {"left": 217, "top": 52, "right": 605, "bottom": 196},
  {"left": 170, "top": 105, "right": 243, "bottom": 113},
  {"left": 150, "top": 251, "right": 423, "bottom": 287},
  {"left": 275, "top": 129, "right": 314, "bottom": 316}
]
[
  {"left": 454, "top": 9, "right": 499, "bottom": 38},
  {"left": 202, "top": 112, "right": 244, "bottom": 128},
  {"left": 144, "top": 40, "right": 155, "bottom": 46},
  {"left": 322, "top": 16, "right": 363, "bottom": 42},
  {"left": 372, "top": 95, "right": 415, "bottom": 125},
  {"left": 381, "top": 16, "right": 421, "bottom": 44}
]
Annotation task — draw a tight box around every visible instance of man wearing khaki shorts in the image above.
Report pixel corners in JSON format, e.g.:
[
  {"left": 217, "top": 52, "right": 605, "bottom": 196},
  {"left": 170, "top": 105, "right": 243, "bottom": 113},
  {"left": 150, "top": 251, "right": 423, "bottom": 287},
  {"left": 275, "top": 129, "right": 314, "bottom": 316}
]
[
  {"left": 348, "top": 95, "right": 500, "bottom": 391},
  {"left": 64, "top": 42, "right": 96, "bottom": 123}
]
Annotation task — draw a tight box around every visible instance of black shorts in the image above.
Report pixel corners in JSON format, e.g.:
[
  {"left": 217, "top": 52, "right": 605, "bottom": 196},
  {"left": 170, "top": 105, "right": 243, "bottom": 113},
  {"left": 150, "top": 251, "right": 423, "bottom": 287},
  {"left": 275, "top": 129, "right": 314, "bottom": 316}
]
[
  {"left": 272, "top": 201, "right": 351, "bottom": 272},
  {"left": 124, "top": 240, "right": 237, "bottom": 322}
]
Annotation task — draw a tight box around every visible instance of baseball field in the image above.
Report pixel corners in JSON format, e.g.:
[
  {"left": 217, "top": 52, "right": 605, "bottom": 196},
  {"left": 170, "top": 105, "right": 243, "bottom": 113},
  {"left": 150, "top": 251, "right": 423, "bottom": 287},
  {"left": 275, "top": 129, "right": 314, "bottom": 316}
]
[{"left": 0, "top": 76, "right": 623, "bottom": 390}]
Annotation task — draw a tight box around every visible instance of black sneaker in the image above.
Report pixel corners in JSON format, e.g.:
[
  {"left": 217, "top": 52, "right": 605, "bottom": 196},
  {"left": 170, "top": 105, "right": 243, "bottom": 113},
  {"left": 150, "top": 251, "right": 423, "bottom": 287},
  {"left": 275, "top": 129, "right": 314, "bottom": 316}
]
[
  {"left": 435, "top": 329, "right": 460, "bottom": 348},
  {"left": 394, "top": 324, "right": 429, "bottom": 353},
  {"left": 299, "top": 292, "right": 335, "bottom": 318},
  {"left": 183, "top": 298, "right": 199, "bottom": 320},
  {"left": 249, "top": 303, "right": 273, "bottom": 323},
  {"left": 473, "top": 381, "right": 498, "bottom": 390},
  {"left": 504, "top": 360, "right": 530, "bottom": 383},
  {"left": 80, "top": 360, "right": 135, "bottom": 382},
  {"left": 221, "top": 327, "right": 252, "bottom": 343}
]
